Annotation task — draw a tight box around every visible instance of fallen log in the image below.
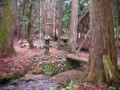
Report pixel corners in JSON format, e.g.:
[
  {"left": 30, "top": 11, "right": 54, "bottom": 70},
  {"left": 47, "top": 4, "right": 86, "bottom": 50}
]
[{"left": 66, "top": 54, "right": 88, "bottom": 64}]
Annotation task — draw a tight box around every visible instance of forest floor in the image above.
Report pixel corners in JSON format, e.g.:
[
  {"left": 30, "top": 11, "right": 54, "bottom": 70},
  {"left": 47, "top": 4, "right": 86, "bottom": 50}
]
[
  {"left": 0, "top": 39, "right": 68, "bottom": 78},
  {"left": 0, "top": 39, "right": 120, "bottom": 90}
]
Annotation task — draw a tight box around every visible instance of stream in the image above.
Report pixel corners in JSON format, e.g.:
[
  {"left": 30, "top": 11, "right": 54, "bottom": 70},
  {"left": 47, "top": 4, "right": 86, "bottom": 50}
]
[
  {"left": 0, "top": 67, "right": 84, "bottom": 90},
  {"left": 0, "top": 75, "right": 60, "bottom": 90}
]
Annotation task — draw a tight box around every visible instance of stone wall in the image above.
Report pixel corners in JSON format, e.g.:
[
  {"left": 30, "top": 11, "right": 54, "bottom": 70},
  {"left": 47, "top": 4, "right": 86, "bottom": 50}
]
[{"left": 38, "top": 59, "right": 80, "bottom": 75}]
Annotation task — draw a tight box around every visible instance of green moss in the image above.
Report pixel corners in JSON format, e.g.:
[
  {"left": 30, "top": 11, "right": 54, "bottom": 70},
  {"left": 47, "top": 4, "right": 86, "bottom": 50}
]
[
  {"left": 78, "top": 68, "right": 88, "bottom": 83},
  {"left": 0, "top": 1, "right": 15, "bottom": 54},
  {"left": 40, "top": 53, "right": 43, "bottom": 56},
  {"left": 3, "top": 72, "right": 7, "bottom": 77},
  {"left": 32, "top": 70, "right": 37, "bottom": 74},
  {"left": 0, "top": 71, "right": 27, "bottom": 84},
  {"left": 43, "top": 61, "right": 57, "bottom": 75},
  {"left": 11, "top": 67, "right": 16, "bottom": 71},
  {"left": 27, "top": 63, "right": 31, "bottom": 66},
  {"left": 103, "top": 55, "right": 114, "bottom": 71},
  {"left": 40, "top": 60, "right": 78, "bottom": 76},
  {"left": 98, "top": 80, "right": 103, "bottom": 83},
  {"left": 46, "top": 56, "right": 52, "bottom": 59},
  {"left": 103, "top": 55, "right": 120, "bottom": 85}
]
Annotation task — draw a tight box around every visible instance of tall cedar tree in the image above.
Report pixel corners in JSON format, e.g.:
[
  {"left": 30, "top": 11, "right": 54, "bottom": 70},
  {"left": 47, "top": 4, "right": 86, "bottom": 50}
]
[
  {"left": 81, "top": 0, "right": 120, "bottom": 86},
  {"left": 58, "top": 0, "right": 64, "bottom": 50}
]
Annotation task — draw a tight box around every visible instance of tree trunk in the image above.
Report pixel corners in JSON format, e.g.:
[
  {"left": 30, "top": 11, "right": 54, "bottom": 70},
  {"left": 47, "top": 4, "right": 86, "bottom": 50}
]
[
  {"left": 82, "top": 0, "right": 105, "bottom": 83},
  {"left": 67, "top": 0, "right": 78, "bottom": 53},
  {"left": 115, "top": 0, "right": 120, "bottom": 48},
  {"left": 58, "top": 0, "right": 64, "bottom": 50},
  {"left": 103, "top": 55, "right": 120, "bottom": 84},
  {"left": 0, "top": 0, "right": 4, "bottom": 31},
  {"left": 0, "top": 7, "right": 3, "bottom": 31},
  {"left": 115, "top": 0, "right": 119, "bottom": 40},
  {"left": 81, "top": 0, "right": 120, "bottom": 85},
  {"left": 103, "top": 0, "right": 118, "bottom": 70},
  {"left": 0, "top": 0, "right": 15, "bottom": 54},
  {"left": 39, "top": 0, "right": 42, "bottom": 39},
  {"left": 53, "top": 0, "right": 56, "bottom": 39},
  {"left": 112, "top": 0, "right": 116, "bottom": 28},
  {"left": 14, "top": 0, "right": 18, "bottom": 36},
  {"left": 27, "top": 0, "right": 34, "bottom": 49}
]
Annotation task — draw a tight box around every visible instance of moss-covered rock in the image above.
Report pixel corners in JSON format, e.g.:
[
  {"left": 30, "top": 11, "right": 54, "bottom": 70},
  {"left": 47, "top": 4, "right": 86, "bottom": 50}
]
[
  {"left": 39, "top": 59, "right": 80, "bottom": 76},
  {"left": 0, "top": 71, "right": 27, "bottom": 84}
]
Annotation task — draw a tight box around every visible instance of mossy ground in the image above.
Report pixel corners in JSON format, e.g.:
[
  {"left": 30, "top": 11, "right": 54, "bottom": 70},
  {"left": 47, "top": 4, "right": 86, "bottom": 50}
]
[{"left": 40, "top": 59, "right": 81, "bottom": 76}]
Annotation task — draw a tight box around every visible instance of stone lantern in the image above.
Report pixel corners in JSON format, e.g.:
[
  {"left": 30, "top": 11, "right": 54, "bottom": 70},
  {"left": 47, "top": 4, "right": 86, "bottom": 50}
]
[
  {"left": 44, "top": 36, "right": 52, "bottom": 55},
  {"left": 61, "top": 34, "right": 68, "bottom": 50}
]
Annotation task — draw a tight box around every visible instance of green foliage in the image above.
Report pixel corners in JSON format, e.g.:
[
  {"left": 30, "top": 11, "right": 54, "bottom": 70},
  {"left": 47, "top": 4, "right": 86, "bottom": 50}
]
[
  {"left": 0, "top": 71, "right": 26, "bottom": 84},
  {"left": 27, "top": 63, "right": 31, "bottom": 66},
  {"left": 62, "top": 80, "right": 78, "bottom": 90},
  {"left": 62, "top": 0, "right": 71, "bottom": 28},
  {"left": 40, "top": 60, "right": 73, "bottom": 76},
  {"left": 79, "top": 82, "right": 88, "bottom": 87},
  {"left": 20, "top": 16, "right": 28, "bottom": 25},
  {"left": 17, "top": 0, "right": 40, "bottom": 31},
  {"left": 46, "top": 56, "right": 52, "bottom": 59},
  {"left": 45, "top": 71, "right": 52, "bottom": 75},
  {"left": 32, "top": 70, "right": 37, "bottom": 74},
  {"left": 83, "top": 82, "right": 88, "bottom": 86},
  {"left": 43, "top": 61, "right": 55, "bottom": 75},
  {"left": 109, "top": 86, "right": 116, "bottom": 90},
  {"left": 50, "top": 87, "right": 55, "bottom": 90},
  {"left": 40, "top": 53, "right": 43, "bottom": 56},
  {"left": 3, "top": 72, "right": 7, "bottom": 77},
  {"left": 62, "top": 0, "right": 89, "bottom": 28},
  {"left": 0, "top": 0, "right": 4, "bottom": 7},
  {"left": 11, "top": 67, "right": 16, "bottom": 71}
]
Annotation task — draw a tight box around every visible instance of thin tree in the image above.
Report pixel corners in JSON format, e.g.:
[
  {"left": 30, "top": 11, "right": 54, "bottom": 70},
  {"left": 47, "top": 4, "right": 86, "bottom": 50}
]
[
  {"left": 67, "top": 0, "right": 78, "bottom": 53},
  {"left": 0, "top": 0, "right": 4, "bottom": 31},
  {"left": 27, "top": 0, "right": 34, "bottom": 49},
  {"left": 116, "top": 0, "right": 119, "bottom": 40},
  {"left": 18, "top": 0, "right": 26, "bottom": 40},
  {"left": 58, "top": 0, "right": 64, "bottom": 50}
]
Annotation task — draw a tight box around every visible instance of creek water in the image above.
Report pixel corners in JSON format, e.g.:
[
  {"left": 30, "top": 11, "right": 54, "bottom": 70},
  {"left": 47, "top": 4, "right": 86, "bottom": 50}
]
[
  {"left": 0, "top": 67, "right": 85, "bottom": 90},
  {"left": 0, "top": 75, "right": 60, "bottom": 90}
]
